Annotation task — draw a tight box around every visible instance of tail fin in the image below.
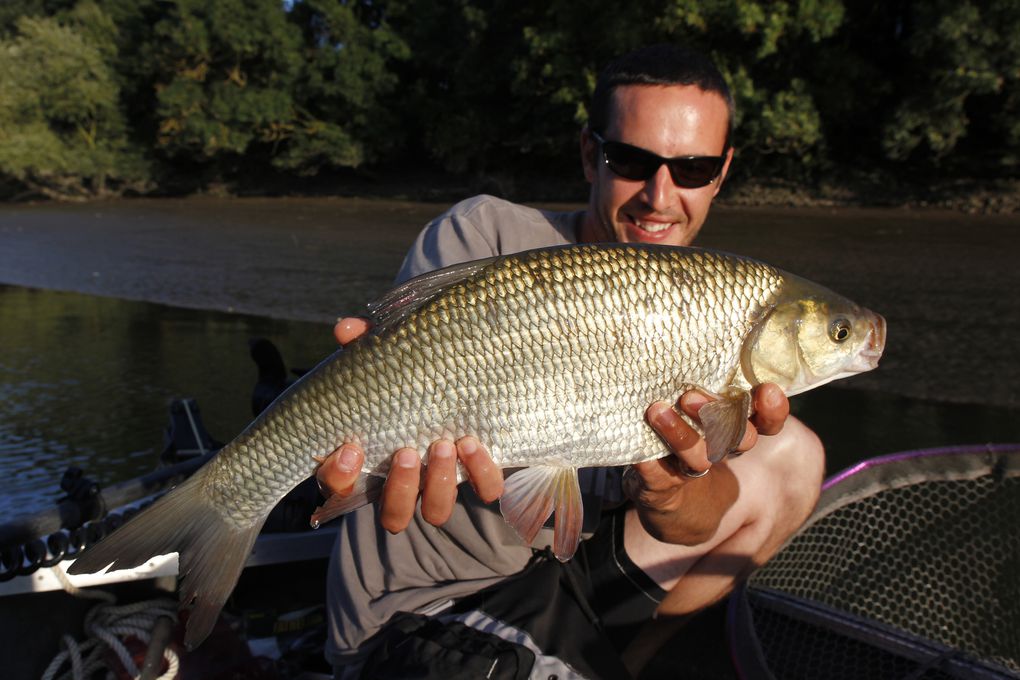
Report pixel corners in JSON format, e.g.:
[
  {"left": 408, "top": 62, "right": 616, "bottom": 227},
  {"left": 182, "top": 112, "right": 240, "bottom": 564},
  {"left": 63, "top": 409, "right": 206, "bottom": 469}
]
[{"left": 67, "top": 473, "right": 264, "bottom": 649}]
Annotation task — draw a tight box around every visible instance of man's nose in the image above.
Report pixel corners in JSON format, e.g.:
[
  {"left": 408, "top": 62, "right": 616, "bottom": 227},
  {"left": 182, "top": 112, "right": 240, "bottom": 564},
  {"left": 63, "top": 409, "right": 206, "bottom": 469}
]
[{"left": 640, "top": 163, "right": 676, "bottom": 211}]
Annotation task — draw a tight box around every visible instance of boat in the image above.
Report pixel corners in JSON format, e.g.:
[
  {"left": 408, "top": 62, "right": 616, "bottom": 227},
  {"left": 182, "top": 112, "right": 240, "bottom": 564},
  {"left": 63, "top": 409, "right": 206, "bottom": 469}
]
[
  {"left": 0, "top": 341, "right": 336, "bottom": 680},
  {"left": 2, "top": 361, "right": 1017, "bottom": 678}
]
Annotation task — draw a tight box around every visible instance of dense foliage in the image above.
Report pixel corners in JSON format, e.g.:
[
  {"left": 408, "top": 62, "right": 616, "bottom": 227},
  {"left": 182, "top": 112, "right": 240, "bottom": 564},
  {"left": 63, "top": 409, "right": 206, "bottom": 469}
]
[{"left": 0, "top": 0, "right": 1017, "bottom": 199}]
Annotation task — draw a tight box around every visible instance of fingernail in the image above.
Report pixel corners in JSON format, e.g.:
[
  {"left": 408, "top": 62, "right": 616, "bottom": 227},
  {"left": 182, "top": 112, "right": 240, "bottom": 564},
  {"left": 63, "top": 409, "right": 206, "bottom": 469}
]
[
  {"left": 680, "top": 393, "right": 713, "bottom": 417},
  {"left": 763, "top": 386, "right": 783, "bottom": 409},
  {"left": 649, "top": 403, "right": 674, "bottom": 428},
  {"left": 681, "top": 388, "right": 711, "bottom": 405},
  {"left": 337, "top": 445, "right": 358, "bottom": 473},
  {"left": 458, "top": 438, "right": 477, "bottom": 456},
  {"left": 396, "top": 448, "right": 419, "bottom": 468},
  {"left": 431, "top": 440, "right": 454, "bottom": 459}
]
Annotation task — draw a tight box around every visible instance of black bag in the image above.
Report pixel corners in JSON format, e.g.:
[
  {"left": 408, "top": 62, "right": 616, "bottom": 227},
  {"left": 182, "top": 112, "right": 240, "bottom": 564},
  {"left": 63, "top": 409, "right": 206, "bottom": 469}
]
[{"left": 358, "top": 550, "right": 633, "bottom": 680}]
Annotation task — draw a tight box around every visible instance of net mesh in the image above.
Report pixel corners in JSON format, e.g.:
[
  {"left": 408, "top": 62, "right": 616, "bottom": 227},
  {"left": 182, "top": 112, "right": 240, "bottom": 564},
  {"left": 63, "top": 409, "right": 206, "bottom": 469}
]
[{"left": 731, "top": 445, "right": 1020, "bottom": 679}]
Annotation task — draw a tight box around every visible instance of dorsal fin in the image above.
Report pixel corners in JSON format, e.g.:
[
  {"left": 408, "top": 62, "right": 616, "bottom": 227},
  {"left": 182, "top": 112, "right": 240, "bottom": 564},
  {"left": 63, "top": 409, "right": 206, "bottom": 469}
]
[{"left": 366, "top": 256, "right": 499, "bottom": 331}]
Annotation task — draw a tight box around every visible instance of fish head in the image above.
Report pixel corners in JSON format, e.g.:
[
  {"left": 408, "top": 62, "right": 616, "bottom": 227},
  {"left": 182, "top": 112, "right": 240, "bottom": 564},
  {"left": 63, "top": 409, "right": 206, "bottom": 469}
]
[{"left": 741, "top": 278, "right": 886, "bottom": 397}]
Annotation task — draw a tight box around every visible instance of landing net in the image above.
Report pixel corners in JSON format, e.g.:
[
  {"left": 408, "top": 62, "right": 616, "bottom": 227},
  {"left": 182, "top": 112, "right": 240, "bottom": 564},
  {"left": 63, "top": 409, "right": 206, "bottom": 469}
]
[{"left": 730, "top": 444, "right": 1020, "bottom": 680}]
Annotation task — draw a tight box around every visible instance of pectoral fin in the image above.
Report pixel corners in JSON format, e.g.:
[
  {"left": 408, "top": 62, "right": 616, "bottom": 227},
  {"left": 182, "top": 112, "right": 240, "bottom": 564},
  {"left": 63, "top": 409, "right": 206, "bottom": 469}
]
[
  {"left": 500, "top": 465, "right": 583, "bottom": 561},
  {"left": 699, "top": 389, "right": 753, "bottom": 463},
  {"left": 309, "top": 474, "right": 386, "bottom": 527}
]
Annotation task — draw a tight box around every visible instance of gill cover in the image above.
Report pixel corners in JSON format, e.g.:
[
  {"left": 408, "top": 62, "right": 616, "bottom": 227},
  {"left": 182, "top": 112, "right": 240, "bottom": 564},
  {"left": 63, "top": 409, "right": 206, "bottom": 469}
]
[{"left": 741, "top": 279, "right": 878, "bottom": 396}]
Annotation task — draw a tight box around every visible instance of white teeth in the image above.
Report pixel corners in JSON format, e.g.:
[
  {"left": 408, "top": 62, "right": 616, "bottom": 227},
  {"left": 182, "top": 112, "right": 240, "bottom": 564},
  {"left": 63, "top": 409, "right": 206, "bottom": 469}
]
[{"left": 635, "top": 220, "right": 672, "bottom": 233}]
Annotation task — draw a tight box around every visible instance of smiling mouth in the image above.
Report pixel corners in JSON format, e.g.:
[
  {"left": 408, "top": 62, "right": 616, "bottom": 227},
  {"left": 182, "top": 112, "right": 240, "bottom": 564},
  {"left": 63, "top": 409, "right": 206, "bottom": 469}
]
[{"left": 628, "top": 216, "right": 676, "bottom": 234}]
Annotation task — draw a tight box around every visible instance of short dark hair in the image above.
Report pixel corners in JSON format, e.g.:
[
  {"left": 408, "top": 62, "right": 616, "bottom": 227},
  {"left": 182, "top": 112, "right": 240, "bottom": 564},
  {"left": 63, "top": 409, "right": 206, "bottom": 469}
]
[{"left": 589, "top": 44, "right": 735, "bottom": 150}]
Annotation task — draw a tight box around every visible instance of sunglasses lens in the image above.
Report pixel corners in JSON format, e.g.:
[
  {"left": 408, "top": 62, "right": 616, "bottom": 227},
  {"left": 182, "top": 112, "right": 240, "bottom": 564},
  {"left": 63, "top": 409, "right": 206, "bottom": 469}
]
[
  {"left": 600, "top": 138, "right": 722, "bottom": 188},
  {"left": 668, "top": 157, "right": 723, "bottom": 188},
  {"left": 602, "top": 142, "right": 660, "bottom": 181}
]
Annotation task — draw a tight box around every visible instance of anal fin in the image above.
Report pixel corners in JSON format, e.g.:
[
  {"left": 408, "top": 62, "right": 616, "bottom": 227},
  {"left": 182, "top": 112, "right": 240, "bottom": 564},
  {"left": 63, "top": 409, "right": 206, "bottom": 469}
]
[{"left": 499, "top": 465, "right": 582, "bottom": 561}]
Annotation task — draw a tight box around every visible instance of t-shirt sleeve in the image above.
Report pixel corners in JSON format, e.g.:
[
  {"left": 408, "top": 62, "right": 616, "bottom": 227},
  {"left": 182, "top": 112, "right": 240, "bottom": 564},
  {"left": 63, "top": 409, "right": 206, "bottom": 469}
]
[
  {"left": 393, "top": 193, "right": 581, "bottom": 284},
  {"left": 394, "top": 196, "right": 502, "bottom": 284}
]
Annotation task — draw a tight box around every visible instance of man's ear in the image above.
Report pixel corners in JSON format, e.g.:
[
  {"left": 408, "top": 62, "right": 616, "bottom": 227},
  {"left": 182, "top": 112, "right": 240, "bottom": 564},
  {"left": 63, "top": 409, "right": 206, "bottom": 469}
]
[
  {"left": 580, "top": 127, "right": 599, "bottom": 183},
  {"left": 713, "top": 146, "right": 735, "bottom": 196}
]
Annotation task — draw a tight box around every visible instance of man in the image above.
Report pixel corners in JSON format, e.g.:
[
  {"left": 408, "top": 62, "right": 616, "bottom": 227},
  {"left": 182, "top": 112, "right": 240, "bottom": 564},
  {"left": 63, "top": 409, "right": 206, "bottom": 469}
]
[{"left": 318, "top": 44, "right": 824, "bottom": 675}]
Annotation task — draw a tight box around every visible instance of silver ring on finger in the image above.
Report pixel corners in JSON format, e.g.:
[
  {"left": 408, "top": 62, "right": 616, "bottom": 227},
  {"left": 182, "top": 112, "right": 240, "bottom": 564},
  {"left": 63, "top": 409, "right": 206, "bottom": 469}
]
[{"left": 681, "top": 465, "right": 710, "bottom": 479}]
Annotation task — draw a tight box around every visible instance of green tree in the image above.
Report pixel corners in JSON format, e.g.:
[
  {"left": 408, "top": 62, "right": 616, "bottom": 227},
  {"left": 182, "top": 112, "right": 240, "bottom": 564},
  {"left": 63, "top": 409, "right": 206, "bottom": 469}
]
[
  {"left": 0, "top": 0, "right": 77, "bottom": 37},
  {"left": 280, "top": 0, "right": 409, "bottom": 173},
  {"left": 376, "top": 0, "right": 541, "bottom": 176},
  {"left": 879, "top": 0, "right": 1020, "bottom": 170},
  {"left": 148, "top": 0, "right": 406, "bottom": 180},
  {"left": 379, "top": 0, "right": 845, "bottom": 184},
  {"left": 150, "top": 0, "right": 304, "bottom": 162},
  {"left": 0, "top": 7, "right": 146, "bottom": 199}
]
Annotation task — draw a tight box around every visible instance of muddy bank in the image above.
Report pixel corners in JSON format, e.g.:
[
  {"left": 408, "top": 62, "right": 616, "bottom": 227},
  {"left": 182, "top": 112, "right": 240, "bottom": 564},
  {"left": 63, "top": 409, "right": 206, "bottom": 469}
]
[
  {"left": 9, "top": 164, "right": 1016, "bottom": 216},
  {"left": 719, "top": 176, "right": 1020, "bottom": 215}
]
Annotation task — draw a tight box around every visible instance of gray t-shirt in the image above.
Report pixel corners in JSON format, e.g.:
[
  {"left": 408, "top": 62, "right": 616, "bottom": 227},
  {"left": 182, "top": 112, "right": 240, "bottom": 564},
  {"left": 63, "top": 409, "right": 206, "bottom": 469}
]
[{"left": 326, "top": 195, "right": 611, "bottom": 670}]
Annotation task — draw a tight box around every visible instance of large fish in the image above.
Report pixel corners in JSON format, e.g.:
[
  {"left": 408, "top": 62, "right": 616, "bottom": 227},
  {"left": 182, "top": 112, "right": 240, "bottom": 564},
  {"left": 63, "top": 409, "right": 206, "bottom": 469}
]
[{"left": 69, "top": 243, "right": 885, "bottom": 648}]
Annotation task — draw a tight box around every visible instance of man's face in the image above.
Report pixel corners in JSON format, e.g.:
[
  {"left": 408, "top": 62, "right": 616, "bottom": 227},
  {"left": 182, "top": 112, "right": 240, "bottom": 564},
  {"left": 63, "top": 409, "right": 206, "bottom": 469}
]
[{"left": 580, "top": 84, "right": 733, "bottom": 247}]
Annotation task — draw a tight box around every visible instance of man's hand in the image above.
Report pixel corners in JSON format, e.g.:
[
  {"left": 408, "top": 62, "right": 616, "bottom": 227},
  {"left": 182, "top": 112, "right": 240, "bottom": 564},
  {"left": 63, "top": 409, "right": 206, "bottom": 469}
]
[
  {"left": 626, "top": 384, "right": 790, "bottom": 545},
  {"left": 316, "top": 318, "right": 503, "bottom": 533}
]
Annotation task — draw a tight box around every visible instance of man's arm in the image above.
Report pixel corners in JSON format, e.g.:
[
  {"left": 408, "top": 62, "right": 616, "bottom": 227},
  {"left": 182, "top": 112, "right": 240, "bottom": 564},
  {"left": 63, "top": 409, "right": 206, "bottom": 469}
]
[
  {"left": 624, "top": 416, "right": 823, "bottom": 596},
  {"left": 620, "top": 417, "right": 823, "bottom": 677}
]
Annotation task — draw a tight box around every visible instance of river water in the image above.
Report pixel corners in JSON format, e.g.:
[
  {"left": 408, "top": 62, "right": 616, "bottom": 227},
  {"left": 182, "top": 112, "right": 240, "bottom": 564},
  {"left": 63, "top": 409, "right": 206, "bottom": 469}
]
[{"left": 0, "top": 197, "right": 1018, "bottom": 519}]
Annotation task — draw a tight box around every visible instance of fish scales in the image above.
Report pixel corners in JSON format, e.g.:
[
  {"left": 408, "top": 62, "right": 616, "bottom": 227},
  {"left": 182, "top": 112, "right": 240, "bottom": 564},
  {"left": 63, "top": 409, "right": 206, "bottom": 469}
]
[
  {"left": 68, "top": 243, "right": 886, "bottom": 649},
  {"left": 211, "top": 245, "right": 782, "bottom": 522}
]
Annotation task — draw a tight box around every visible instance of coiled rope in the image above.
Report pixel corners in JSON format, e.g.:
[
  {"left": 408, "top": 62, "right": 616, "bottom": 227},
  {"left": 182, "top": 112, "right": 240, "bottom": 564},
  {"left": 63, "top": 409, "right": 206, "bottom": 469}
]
[{"left": 41, "top": 566, "right": 180, "bottom": 680}]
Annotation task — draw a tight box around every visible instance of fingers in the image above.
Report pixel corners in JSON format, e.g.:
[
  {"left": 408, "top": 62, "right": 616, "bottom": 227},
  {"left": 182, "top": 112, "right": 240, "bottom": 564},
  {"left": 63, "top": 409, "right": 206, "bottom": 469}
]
[
  {"left": 334, "top": 317, "right": 372, "bottom": 346},
  {"left": 627, "top": 401, "right": 711, "bottom": 511},
  {"left": 421, "top": 437, "right": 501, "bottom": 525},
  {"left": 750, "top": 383, "right": 789, "bottom": 436},
  {"left": 420, "top": 441, "right": 458, "bottom": 525},
  {"left": 315, "top": 444, "right": 365, "bottom": 497},
  {"left": 457, "top": 437, "right": 503, "bottom": 502},
  {"left": 380, "top": 448, "right": 421, "bottom": 532},
  {"left": 646, "top": 401, "right": 710, "bottom": 475},
  {"left": 378, "top": 437, "right": 504, "bottom": 532}
]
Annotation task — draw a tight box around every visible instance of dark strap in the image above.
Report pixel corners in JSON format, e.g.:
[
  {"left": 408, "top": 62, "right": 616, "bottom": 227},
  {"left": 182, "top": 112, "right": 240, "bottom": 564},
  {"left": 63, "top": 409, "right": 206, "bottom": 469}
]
[{"left": 357, "top": 611, "right": 534, "bottom": 680}]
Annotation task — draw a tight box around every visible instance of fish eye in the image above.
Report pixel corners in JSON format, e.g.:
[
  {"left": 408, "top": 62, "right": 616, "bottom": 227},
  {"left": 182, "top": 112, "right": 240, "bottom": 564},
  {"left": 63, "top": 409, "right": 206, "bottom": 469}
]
[{"left": 829, "top": 318, "right": 852, "bottom": 343}]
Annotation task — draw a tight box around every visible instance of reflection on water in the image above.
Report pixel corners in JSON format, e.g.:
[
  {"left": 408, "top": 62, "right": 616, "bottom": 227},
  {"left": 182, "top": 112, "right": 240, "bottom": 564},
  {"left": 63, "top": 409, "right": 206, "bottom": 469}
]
[
  {"left": 0, "top": 285, "right": 335, "bottom": 518},
  {"left": 2, "top": 284, "right": 1018, "bottom": 522}
]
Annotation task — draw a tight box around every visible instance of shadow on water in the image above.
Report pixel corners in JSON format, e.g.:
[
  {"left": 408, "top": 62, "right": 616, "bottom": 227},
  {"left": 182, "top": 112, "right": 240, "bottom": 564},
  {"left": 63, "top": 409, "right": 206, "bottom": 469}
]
[{"left": 792, "top": 386, "right": 1020, "bottom": 476}]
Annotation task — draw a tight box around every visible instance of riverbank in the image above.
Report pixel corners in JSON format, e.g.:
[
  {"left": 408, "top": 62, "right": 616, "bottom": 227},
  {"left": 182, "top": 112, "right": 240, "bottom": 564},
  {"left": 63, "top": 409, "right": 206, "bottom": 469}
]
[
  {"left": 5, "top": 164, "right": 1018, "bottom": 215},
  {"left": 222, "top": 170, "right": 1020, "bottom": 215},
  {"left": 720, "top": 176, "right": 1020, "bottom": 214}
]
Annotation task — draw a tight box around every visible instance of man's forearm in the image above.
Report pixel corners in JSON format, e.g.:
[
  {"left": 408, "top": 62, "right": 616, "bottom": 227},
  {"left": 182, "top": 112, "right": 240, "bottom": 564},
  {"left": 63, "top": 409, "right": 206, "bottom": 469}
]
[
  {"left": 623, "top": 461, "right": 739, "bottom": 590},
  {"left": 631, "top": 459, "right": 739, "bottom": 546}
]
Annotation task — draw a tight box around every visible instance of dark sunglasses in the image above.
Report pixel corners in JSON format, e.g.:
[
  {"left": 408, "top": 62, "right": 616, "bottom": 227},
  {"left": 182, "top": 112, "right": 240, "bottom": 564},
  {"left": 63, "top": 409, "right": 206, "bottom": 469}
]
[{"left": 590, "top": 131, "right": 726, "bottom": 189}]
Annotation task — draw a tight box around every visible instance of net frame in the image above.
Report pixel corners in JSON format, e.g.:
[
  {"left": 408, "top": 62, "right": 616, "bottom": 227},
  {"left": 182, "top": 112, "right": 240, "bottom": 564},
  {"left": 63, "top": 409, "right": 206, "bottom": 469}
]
[{"left": 728, "top": 444, "right": 1020, "bottom": 680}]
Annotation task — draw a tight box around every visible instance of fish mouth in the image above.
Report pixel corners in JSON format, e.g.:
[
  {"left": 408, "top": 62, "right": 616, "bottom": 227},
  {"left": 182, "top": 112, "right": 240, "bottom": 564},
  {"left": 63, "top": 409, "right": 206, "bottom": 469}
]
[{"left": 848, "top": 313, "right": 886, "bottom": 373}]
